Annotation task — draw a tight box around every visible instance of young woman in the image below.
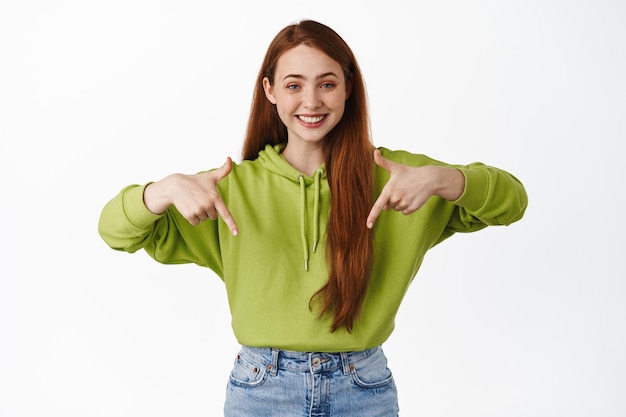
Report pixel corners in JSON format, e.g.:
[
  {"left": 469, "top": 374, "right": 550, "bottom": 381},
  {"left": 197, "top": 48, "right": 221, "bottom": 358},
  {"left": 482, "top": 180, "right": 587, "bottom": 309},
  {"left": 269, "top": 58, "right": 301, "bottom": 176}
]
[{"left": 99, "top": 20, "right": 527, "bottom": 417}]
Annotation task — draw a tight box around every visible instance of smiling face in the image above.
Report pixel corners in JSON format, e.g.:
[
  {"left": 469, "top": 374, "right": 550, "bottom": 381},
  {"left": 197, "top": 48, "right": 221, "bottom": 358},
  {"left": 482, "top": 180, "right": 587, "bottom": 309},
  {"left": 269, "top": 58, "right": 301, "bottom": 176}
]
[{"left": 263, "top": 44, "right": 350, "bottom": 151}]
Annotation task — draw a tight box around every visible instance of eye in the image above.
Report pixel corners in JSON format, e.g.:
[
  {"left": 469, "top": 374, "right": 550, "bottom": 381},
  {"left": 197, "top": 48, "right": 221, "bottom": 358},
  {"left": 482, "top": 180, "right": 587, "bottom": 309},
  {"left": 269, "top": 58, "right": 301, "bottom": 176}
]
[
  {"left": 321, "top": 82, "right": 335, "bottom": 89},
  {"left": 287, "top": 84, "right": 300, "bottom": 91}
]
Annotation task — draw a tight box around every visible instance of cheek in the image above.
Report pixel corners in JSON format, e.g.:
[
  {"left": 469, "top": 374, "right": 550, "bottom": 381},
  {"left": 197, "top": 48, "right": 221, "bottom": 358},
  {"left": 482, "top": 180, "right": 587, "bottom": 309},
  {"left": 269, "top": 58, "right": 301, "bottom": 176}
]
[
  {"left": 274, "top": 94, "right": 294, "bottom": 112},
  {"left": 333, "top": 98, "right": 347, "bottom": 119},
  {"left": 277, "top": 96, "right": 302, "bottom": 118},
  {"left": 274, "top": 103, "right": 294, "bottom": 125}
]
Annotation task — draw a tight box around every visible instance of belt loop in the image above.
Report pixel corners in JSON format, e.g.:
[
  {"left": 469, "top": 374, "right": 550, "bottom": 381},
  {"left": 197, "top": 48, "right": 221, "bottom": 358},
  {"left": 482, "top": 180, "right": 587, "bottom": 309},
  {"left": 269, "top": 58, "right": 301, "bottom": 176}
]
[
  {"left": 269, "top": 348, "right": 279, "bottom": 376},
  {"left": 340, "top": 351, "right": 351, "bottom": 375}
]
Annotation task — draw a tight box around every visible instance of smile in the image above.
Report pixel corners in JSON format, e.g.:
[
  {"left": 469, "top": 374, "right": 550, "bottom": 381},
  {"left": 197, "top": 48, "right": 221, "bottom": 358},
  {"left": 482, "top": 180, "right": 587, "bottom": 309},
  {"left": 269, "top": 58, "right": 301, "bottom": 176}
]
[{"left": 298, "top": 115, "right": 325, "bottom": 124}]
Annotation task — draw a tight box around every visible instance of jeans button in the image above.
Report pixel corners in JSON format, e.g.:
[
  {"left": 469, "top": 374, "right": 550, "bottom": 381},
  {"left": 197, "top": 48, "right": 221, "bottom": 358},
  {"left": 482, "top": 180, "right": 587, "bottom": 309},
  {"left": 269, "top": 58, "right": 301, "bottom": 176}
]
[{"left": 312, "top": 357, "right": 321, "bottom": 367}]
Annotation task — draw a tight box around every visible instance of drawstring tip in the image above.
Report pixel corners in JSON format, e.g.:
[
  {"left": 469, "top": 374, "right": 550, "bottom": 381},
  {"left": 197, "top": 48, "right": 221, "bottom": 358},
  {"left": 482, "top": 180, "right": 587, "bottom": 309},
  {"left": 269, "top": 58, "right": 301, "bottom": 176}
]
[
  {"left": 304, "top": 260, "right": 309, "bottom": 271},
  {"left": 312, "top": 240, "right": 317, "bottom": 253}
]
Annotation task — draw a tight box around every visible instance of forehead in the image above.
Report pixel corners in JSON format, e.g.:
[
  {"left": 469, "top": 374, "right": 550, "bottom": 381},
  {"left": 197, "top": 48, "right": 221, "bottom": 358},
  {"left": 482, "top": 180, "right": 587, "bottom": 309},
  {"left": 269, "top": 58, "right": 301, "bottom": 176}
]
[{"left": 275, "top": 44, "right": 343, "bottom": 78}]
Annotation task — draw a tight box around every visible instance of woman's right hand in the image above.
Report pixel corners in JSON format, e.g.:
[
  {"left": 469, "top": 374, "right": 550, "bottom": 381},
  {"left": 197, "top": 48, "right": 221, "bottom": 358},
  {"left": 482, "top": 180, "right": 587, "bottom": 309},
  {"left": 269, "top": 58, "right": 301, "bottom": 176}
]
[{"left": 143, "top": 157, "right": 239, "bottom": 235}]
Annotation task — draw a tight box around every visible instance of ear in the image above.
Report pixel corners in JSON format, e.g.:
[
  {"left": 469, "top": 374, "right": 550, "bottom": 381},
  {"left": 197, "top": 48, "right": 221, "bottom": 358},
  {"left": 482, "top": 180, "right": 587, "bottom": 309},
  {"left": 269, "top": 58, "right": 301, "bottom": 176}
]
[{"left": 262, "top": 77, "right": 277, "bottom": 104}]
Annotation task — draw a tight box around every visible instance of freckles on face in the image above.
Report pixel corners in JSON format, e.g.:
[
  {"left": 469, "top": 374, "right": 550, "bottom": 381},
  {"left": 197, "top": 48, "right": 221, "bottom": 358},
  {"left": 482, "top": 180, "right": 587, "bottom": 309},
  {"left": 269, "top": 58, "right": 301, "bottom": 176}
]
[{"left": 263, "top": 45, "right": 349, "bottom": 144}]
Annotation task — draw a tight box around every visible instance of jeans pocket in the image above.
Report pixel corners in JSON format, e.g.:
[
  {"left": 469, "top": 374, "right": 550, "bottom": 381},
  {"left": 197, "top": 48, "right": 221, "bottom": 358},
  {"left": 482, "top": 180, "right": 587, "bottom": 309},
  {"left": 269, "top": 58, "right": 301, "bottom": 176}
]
[
  {"left": 229, "top": 353, "right": 268, "bottom": 388},
  {"left": 350, "top": 350, "right": 394, "bottom": 389}
]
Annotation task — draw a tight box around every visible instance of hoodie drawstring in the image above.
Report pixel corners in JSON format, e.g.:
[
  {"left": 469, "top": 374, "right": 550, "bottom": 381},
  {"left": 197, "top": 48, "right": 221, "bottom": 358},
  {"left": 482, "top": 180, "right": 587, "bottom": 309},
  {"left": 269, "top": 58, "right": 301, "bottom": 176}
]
[
  {"left": 298, "top": 169, "right": 323, "bottom": 271},
  {"left": 298, "top": 175, "right": 309, "bottom": 271},
  {"left": 312, "top": 168, "right": 322, "bottom": 253}
]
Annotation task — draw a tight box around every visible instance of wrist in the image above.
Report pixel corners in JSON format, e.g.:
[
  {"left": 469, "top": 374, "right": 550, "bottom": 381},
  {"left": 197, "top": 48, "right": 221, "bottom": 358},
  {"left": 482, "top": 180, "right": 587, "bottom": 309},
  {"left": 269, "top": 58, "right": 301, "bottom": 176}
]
[
  {"left": 433, "top": 167, "right": 465, "bottom": 201},
  {"left": 143, "top": 175, "right": 176, "bottom": 214}
]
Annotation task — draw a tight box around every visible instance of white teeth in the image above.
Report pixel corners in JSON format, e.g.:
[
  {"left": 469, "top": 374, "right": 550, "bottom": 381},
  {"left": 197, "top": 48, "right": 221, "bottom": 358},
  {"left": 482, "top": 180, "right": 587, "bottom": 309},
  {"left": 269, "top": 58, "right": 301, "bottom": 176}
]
[{"left": 298, "top": 115, "right": 324, "bottom": 123}]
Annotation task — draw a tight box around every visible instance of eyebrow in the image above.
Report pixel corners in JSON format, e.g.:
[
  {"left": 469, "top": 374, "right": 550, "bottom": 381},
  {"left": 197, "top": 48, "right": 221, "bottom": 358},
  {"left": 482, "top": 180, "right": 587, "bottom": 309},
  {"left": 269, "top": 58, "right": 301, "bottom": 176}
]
[{"left": 282, "top": 72, "right": 340, "bottom": 81}]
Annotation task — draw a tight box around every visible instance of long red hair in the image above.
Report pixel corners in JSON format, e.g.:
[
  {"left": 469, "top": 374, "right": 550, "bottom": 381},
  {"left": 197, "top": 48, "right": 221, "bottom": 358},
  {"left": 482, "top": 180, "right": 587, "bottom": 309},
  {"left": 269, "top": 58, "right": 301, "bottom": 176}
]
[{"left": 241, "top": 20, "right": 374, "bottom": 332}]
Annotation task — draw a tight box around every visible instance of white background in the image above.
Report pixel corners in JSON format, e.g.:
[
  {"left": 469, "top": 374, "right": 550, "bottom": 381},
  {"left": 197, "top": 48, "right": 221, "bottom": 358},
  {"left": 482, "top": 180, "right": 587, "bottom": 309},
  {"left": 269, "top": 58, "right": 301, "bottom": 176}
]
[{"left": 1, "top": 1, "right": 624, "bottom": 416}]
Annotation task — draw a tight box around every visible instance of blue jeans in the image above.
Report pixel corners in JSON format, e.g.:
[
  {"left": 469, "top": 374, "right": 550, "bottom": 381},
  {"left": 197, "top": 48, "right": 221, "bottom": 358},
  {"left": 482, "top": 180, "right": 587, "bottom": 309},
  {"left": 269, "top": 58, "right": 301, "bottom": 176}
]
[{"left": 224, "top": 345, "right": 399, "bottom": 417}]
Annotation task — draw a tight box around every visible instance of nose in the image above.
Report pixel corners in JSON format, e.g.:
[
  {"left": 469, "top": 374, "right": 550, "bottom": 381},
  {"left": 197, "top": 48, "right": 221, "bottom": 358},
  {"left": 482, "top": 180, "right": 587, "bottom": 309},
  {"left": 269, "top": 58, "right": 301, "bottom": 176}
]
[{"left": 302, "top": 87, "right": 321, "bottom": 110}]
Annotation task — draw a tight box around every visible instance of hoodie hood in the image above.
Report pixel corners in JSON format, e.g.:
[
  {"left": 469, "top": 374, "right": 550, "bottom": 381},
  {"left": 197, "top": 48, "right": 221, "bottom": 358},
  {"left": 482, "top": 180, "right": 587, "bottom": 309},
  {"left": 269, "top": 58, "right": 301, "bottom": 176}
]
[
  {"left": 257, "top": 144, "right": 326, "bottom": 184},
  {"left": 257, "top": 144, "right": 326, "bottom": 271}
]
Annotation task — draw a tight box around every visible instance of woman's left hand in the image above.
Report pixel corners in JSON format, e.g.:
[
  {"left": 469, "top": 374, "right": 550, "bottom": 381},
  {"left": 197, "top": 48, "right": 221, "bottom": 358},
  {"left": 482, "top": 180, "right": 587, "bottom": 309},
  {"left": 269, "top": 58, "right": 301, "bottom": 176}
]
[{"left": 366, "top": 149, "right": 465, "bottom": 229}]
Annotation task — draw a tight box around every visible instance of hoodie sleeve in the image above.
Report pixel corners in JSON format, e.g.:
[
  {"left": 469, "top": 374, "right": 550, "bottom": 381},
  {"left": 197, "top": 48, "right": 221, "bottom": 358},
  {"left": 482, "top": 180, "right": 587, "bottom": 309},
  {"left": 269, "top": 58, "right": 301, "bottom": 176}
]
[
  {"left": 424, "top": 162, "right": 528, "bottom": 249},
  {"left": 377, "top": 148, "right": 527, "bottom": 239},
  {"left": 444, "top": 161, "right": 528, "bottom": 234},
  {"left": 98, "top": 183, "right": 224, "bottom": 277}
]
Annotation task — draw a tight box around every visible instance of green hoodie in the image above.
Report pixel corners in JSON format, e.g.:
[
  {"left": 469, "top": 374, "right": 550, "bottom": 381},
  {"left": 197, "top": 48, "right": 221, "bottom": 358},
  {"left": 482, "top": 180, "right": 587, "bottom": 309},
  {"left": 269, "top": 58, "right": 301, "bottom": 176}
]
[{"left": 98, "top": 144, "right": 527, "bottom": 352}]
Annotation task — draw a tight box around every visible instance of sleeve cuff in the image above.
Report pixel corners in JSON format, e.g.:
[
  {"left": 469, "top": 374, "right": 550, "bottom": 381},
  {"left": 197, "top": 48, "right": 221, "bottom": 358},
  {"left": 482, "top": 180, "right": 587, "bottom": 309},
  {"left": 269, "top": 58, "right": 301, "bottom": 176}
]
[
  {"left": 452, "top": 167, "right": 489, "bottom": 211},
  {"left": 122, "top": 183, "right": 163, "bottom": 228}
]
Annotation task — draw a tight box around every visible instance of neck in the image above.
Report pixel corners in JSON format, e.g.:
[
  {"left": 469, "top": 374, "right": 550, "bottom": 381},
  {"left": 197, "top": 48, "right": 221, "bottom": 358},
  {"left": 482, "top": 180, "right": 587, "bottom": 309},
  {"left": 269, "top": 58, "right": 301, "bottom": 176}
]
[{"left": 281, "top": 143, "right": 325, "bottom": 176}]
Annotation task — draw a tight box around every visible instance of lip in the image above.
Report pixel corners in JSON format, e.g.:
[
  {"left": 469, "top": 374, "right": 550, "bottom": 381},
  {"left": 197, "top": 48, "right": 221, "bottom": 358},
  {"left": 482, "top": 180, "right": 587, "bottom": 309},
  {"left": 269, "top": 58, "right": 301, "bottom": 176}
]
[{"left": 297, "top": 114, "right": 326, "bottom": 127}]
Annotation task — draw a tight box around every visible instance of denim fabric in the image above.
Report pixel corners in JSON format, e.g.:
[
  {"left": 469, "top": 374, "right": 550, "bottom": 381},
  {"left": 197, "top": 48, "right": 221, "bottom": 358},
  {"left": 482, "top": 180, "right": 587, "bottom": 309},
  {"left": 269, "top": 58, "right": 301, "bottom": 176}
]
[{"left": 224, "top": 345, "right": 399, "bottom": 417}]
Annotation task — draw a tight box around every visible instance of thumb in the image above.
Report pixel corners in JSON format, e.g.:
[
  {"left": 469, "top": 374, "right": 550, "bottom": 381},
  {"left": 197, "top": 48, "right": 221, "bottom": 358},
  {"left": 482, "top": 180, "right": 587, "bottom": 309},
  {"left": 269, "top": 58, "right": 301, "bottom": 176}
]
[
  {"left": 373, "top": 149, "right": 394, "bottom": 173},
  {"left": 215, "top": 157, "right": 233, "bottom": 181}
]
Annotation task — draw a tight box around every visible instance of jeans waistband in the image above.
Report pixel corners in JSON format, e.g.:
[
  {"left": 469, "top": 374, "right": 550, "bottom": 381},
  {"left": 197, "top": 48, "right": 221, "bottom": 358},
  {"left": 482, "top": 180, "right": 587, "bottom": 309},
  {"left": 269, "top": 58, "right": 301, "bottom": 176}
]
[{"left": 239, "top": 345, "right": 381, "bottom": 376}]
